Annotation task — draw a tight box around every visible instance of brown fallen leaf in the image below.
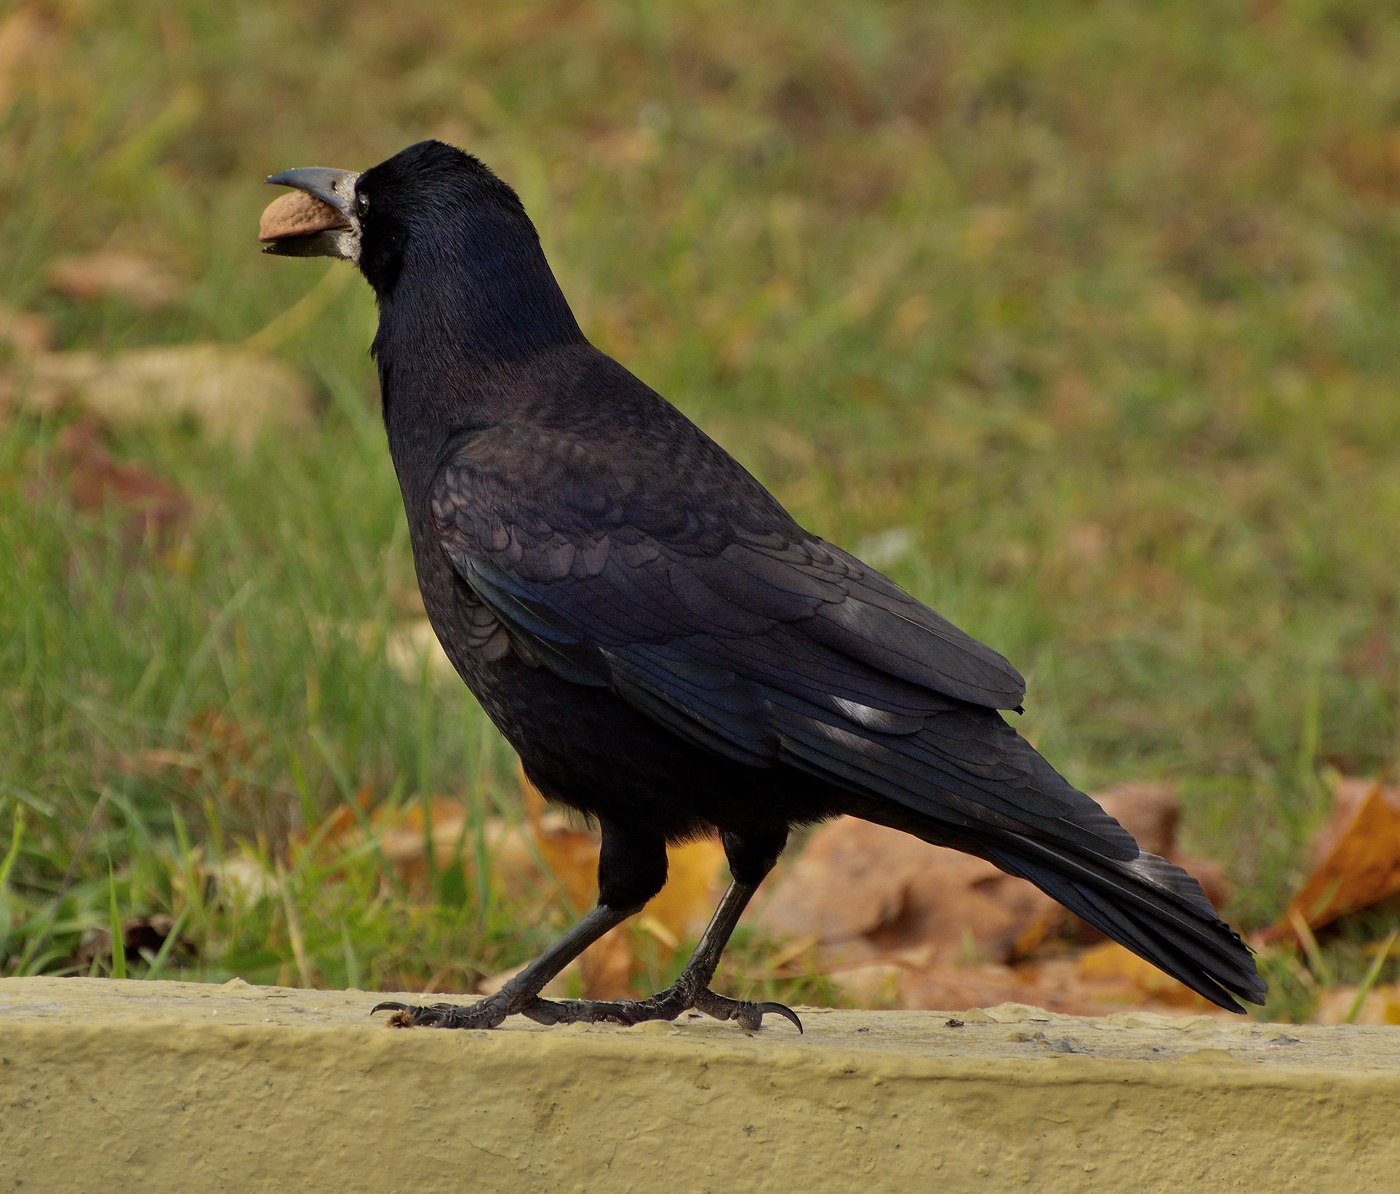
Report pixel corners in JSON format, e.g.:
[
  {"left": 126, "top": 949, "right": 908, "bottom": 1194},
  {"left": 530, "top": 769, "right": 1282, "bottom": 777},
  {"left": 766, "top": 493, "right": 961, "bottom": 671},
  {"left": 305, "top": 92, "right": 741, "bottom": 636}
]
[
  {"left": 0, "top": 302, "right": 53, "bottom": 358},
  {"left": 521, "top": 772, "right": 600, "bottom": 914},
  {"left": 72, "top": 914, "right": 196, "bottom": 971},
  {"left": 1273, "top": 777, "right": 1400, "bottom": 938},
  {"left": 757, "top": 818, "right": 1052, "bottom": 965},
  {"left": 644, "top": 836, "right": 727, "bottom": 944},
  {"left": 1312, "top": 981, "right": 1400, "bottom": 1026},
  {"left": 35, "top": 419, "right": 190, "bottom": 543},
  {"left": 896, "top": 959, "right": 1114, "bottom": 1017},
  {"left": 13, "top": 344, "right": 312, "bottom": 448},
  {"left": 0, "top": 8, "right": 57, "bottom": 115},
  {"left": 1075, "top": 941, "right": 1218, "bottom": 1010},
  {"left": 48, "top": 251, "right": 183, "bottom": 310},
  {"left": 382, "top": 617, "right": 459, "bottom": 687}
]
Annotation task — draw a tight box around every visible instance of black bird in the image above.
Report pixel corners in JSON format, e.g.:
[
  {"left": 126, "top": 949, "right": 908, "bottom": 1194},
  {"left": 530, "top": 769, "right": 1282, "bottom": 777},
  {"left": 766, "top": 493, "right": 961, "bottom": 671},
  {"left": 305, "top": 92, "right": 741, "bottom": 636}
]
[{"left": 261, "top": 140, "right": 1265, "bottom": 1029}]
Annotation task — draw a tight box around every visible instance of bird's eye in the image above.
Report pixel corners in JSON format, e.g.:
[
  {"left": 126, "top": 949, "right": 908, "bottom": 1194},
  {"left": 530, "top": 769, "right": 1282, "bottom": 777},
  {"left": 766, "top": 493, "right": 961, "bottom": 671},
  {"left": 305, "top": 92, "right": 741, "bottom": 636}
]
[{"left": 355, "top": 192, "right": 370, "bottom": 216}]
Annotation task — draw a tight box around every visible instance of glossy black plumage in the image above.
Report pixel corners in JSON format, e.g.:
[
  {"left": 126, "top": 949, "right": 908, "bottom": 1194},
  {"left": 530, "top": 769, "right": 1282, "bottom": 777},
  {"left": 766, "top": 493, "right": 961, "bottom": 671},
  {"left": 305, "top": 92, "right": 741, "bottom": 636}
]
[{"left": 266, "top": 140, "right": 1265, "bottom": 1025}]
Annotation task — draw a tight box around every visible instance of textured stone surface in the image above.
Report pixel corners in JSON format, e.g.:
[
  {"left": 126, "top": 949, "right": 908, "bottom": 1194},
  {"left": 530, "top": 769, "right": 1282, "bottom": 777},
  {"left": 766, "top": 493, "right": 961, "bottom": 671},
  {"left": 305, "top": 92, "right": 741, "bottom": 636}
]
[{"left": 2, "top": 977, "right": 1395, "bottom": 1191}]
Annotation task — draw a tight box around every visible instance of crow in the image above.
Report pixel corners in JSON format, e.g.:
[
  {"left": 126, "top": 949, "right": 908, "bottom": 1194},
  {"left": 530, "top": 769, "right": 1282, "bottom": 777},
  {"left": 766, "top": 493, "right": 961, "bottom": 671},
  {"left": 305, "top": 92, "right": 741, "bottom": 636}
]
[{"left": 261, "top": 140, "right": 1265, "bottom": 1030}]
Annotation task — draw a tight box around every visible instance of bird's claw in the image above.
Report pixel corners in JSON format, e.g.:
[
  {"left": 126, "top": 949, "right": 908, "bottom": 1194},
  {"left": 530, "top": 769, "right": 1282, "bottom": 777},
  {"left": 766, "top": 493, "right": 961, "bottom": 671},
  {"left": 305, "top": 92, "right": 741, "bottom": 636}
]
[
  {"left": 696, "top": 990, "right": 804, "bottom": 1033},
  {"left": 371, "top": 998, "right": 508, "bottom": 1029}
]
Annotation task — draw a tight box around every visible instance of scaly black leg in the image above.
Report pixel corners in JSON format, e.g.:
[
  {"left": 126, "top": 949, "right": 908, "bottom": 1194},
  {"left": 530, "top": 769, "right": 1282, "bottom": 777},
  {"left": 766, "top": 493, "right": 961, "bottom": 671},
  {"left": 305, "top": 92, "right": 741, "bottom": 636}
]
[
  {"left": 374, "top": 814, "right": 667, "bottom": 1029},
  {"left": 519, "top": 877, "right": 802, "bottom": 1032},
  {"left": 373, "top": 901, "right": 637, "bottom": 1028},
  {"left": 375, "top": 822, "right": 800, "bottom": 1032}
]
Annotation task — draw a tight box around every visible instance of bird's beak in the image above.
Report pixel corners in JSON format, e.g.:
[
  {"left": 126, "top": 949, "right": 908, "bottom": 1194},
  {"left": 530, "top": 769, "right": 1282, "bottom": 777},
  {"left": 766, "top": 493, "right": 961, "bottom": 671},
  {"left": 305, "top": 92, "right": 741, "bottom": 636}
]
[{"left": 260, "top": 166, "right": 362, "bottom": 259}]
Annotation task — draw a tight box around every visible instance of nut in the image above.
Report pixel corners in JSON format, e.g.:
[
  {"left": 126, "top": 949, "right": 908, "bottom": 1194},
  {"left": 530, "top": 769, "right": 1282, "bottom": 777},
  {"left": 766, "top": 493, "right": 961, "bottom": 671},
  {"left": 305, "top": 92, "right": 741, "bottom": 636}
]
[{"left": 258, "top": 191, "right": 345, "bottom": 242}]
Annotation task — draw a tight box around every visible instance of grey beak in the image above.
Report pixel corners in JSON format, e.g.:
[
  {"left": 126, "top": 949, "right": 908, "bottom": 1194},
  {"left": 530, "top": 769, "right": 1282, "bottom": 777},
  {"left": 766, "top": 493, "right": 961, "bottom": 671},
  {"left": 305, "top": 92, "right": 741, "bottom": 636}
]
[{"left": 261, "top": 166, "right": 361, "bottom": 259}]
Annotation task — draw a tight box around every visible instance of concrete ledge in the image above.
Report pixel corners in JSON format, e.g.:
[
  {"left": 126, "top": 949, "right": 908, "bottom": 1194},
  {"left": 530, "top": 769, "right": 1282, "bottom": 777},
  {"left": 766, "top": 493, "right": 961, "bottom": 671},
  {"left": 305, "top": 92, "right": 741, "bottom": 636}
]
[{"left": 2, "top": 977, "right": 1394, "bottom": 1191}]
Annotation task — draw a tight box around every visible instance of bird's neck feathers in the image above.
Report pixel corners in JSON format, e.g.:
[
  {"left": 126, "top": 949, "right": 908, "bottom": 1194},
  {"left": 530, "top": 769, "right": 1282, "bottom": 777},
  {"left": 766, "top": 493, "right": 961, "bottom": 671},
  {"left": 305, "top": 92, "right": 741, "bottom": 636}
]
[{"left": 371, "top": 206, "right": 585, "bottom": 454}]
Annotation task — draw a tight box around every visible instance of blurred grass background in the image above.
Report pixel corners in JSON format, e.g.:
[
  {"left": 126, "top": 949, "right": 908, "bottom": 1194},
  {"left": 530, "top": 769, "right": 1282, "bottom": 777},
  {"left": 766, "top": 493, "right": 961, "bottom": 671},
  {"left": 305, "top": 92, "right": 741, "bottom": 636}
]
[{"left": 1, "top": 0, "right": 1398, "bottom": 1019}]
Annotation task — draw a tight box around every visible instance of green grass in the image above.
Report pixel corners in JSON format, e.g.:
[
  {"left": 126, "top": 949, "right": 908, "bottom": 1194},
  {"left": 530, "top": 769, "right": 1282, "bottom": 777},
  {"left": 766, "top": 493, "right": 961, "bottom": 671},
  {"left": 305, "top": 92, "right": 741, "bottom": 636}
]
[{"left": 2, "top": 0, "right": 1398, "bottom": 1020}]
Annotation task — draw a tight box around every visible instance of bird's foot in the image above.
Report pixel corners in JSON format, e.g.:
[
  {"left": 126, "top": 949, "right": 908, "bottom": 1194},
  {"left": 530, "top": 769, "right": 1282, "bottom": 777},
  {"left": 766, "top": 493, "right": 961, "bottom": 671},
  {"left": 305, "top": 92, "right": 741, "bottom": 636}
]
[
  {"left": 371, "top": 996, "right": 512, "bottom": 1030},
  {"left": 519, "top": 984, "right": 803, "bottom": 1033},
  {"left": 372, "top": 986, "right": 802, "bottom": 1032}
]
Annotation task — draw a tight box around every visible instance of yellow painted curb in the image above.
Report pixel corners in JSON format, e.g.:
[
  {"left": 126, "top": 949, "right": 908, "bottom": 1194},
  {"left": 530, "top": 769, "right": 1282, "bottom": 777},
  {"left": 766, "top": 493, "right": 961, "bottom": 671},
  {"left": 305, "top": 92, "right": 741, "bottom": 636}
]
[{"left": 2, "top": 977, "right": 1394, "bottom": 1192}]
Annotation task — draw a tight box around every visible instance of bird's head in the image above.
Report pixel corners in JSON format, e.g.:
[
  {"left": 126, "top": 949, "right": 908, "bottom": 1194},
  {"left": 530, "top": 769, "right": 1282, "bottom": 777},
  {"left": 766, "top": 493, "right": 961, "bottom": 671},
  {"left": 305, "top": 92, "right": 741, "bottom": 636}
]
[{"left": 260, "top": 140, "right": 538, "bottom": 300}]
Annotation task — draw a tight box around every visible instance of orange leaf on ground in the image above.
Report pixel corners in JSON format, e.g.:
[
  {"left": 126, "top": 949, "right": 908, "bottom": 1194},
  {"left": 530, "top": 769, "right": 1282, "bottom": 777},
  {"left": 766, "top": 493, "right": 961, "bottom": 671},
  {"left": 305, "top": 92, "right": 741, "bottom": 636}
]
[
  {"left": 1075, "top": 941, "right": 1217, "bottom": 1010},
  {"left": 15, "top": 344, "right": 311, "bottom": 448},
  {"left": 897, "top": 960, "right": 1116, "bottom": 1017},
  {"left": 577, "top": 932, "right": 636, "bottom": 1001},
  {"left": 644, "top": 837, "right": 727, "bottom": 944},
  {"left": 1313, "top": 982, "right": 1400, "bottom": 1026},
  {"left": 757, "top": 818, "right": 1053, "bottom": 964},
  {"left": 520, "top": 769, "right": 600, "bottom": 914},
  {"left": 0, "top": 302, "right": 52, "bottom": 358},
  {"left": 1275, "top": 778, "right": 1400, "bottom": 937},
  {"left": 48, "top": 251, "right": 183, "bottom": 310},
  {"left": 35, "top": 420, "right": 190, "bottom": 544}
]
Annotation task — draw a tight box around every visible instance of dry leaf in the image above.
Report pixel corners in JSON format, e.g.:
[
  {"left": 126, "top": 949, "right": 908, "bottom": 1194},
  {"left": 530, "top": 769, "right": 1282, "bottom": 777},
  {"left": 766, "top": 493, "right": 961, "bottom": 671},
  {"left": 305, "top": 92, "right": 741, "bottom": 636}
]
[
  {"left": 0, "top": 302, "right": 52, "bottom": 358},
  {"left": 644, "top": 836, "right": 726, "bottom": 942},
  {"left": 896, "top": 960, "right": 1110, "bottom": 1016},
  {"left": 1276, "top": 778, "right": 1400, "bottom": 936},
  {"left": 71, "top": 914, "right": 196, "bottom": 970},
  {"left": 383, "top": 617, "right": 458, "bottom": 687},
  {"left": 48, "top": 251, "right": 183, "bottom": 310},
  {"left": 36, "top": 419, "right": 190, "bottom": 543},
  {"left": 0, "top": 8, "right": 57, "bottom": 114},
  {"left": 521, "top": 773, "right": 600, "bottom": 914},
  {"left": 13, "top": 344, "right": 312, "bottom": 448},
  {"left": 1075, "top": 941, "right": 1217, "bottom": 1010},
  {"left": 1312, "top": 982, "right": 1400, "bottom": 1026},
  {"left": 758, "top": 818, "right": 1056, "bottom": 965}
]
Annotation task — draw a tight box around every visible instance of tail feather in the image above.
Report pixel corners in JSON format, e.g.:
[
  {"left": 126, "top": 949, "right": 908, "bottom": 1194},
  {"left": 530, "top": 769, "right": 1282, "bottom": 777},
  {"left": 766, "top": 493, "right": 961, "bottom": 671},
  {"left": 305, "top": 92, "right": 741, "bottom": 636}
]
[
  {"left": 771, "top": 695, "right": 1265, "bottom": 1010},
  {"left": 982, "top": 837, "right": 1266, "bottom": 1011}
]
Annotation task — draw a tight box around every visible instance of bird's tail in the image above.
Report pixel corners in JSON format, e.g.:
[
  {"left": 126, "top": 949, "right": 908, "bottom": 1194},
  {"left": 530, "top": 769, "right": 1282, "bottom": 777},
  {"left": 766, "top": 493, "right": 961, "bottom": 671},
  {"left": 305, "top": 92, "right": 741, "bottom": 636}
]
[
  {"left": 973, "top": 831, "right": 1265, "bottom": 1011},
  {"left": 805, "top": 713, "right": 1267, "bottom": 1012}
]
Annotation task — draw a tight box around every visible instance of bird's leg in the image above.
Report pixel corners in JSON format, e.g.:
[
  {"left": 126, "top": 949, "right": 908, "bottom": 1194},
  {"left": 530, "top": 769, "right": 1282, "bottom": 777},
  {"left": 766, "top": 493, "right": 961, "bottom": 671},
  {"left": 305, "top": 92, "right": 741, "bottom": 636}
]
[
  {"left": 375, "top": 814, "right": 666, "bottom": 1029},
  {"left": 373, "top": 901, "right": 639, "bottom": 1028},
  {"left": 520, "top": 826, "right": 802, "bottom": 1032},
  {"left": 519, "top": 877, "right": 802, "bottom": 1031}
]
